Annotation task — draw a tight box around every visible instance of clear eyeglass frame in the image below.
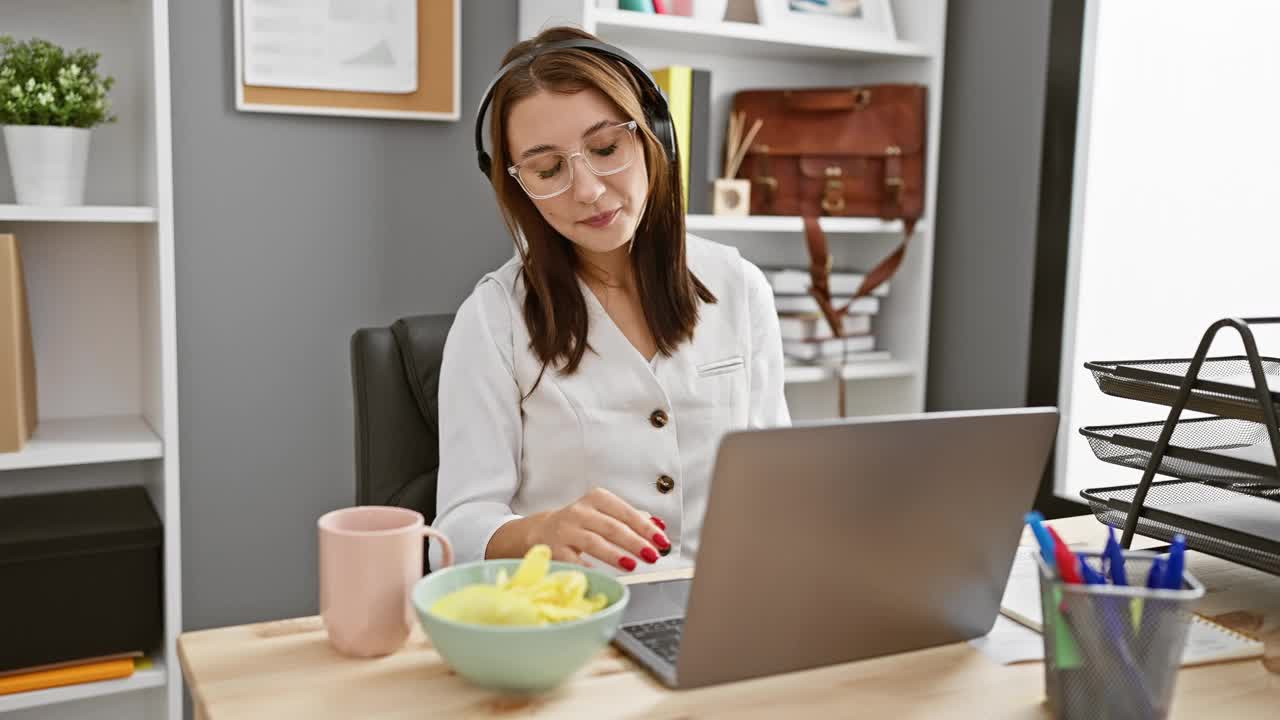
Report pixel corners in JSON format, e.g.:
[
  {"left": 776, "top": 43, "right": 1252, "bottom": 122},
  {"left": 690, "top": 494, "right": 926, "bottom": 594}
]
[{"left": 507, "top": 120, "right": 639, "bottom": 200}]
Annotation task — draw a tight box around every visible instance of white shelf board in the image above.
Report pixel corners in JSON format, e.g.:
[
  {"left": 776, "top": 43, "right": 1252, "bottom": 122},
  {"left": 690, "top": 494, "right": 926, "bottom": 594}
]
[
  {"left": 0, "top": 205, "right": 158, "bottom": 223},
  {"left": 0, "top": 415, "right": 163, "bottom": 472},
  {"left": 0, "top": 661, "right": 165, "bottom": 713},
  {"left": 686, "top": 214, "right": 925, "bottom": 234},
  {"left": 592, "top": 10, "right": 932, "bottom": 61},
  {"left": 785, "top": 360, "right": 915, "bottom": 384}
]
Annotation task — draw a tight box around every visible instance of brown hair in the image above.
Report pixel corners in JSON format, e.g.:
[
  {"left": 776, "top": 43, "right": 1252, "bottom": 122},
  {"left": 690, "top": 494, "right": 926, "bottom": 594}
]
[{"left": 486, "top": 26, "right": 715, "bottom": 376}]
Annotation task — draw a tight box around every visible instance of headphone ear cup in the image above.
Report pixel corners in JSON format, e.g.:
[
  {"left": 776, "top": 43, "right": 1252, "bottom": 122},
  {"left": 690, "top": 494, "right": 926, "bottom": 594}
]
[{"left": 647, "top": 109, "right": 676, "bottom": 165}]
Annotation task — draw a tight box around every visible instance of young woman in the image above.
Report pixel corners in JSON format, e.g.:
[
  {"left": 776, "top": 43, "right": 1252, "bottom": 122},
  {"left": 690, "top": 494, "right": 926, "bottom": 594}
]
[{"left": 430, "top": 26, "right": 789, "bottom": 574}]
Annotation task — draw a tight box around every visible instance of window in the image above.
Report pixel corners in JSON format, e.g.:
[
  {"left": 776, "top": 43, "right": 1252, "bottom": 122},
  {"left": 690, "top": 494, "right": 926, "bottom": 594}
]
[{"left": 1056, "top": 1, "right": 1280, "bottom": 499}]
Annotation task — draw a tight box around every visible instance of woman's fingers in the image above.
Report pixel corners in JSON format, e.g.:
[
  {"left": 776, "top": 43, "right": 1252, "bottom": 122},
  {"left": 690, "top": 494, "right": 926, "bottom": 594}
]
[
  {"left": 538, "top": 488, "right": 673, "bottom": 572},
  {"left": 586, "top": 488, "right": 671, "bottom": 557},
  {"left": 565, "top": 525, "right": 640, "bottom": 572},
  {"left": 549, "top": 544, "right": 585, "bottom": 566},
  {"left": 580, "top": 509, "right": 660, "bottom": 565}
]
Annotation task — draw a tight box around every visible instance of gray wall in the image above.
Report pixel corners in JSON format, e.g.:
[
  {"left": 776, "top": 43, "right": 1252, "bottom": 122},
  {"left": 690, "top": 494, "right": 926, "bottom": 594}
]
[
  {"left": 172, "top": 2, "right": 516, "bottom": 631},
  {"left": 927, "top": 0, "right": 1053, "bottom": 411}
]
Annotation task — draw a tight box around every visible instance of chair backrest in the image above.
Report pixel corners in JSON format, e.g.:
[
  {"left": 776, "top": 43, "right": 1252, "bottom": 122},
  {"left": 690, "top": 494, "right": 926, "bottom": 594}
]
[{"left": 349, "top": 314, "right": 454, "bottom": 523}]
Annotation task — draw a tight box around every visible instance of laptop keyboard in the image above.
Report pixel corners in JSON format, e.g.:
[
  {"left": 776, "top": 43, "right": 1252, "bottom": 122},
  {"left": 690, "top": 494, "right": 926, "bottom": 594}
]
[{"left": 621, "top": 618, "right": 684, "bottom": 665}]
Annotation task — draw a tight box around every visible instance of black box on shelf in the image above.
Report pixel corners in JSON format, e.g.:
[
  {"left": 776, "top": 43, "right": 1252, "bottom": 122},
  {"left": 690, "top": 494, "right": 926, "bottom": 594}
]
[{"left": 0, "top": 485, "right": 163, "bottom": 672}]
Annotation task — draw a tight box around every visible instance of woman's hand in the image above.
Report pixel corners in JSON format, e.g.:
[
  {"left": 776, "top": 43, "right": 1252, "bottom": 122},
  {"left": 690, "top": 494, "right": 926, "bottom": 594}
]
[{"left": 486, "top": 488, "right": 670, "bottom": 572}]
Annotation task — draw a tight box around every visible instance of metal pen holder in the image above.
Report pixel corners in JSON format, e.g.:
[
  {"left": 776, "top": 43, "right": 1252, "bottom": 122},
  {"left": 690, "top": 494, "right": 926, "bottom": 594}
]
[{"left": 1036, "top": 551, "right": 1204, "bottom": 720}]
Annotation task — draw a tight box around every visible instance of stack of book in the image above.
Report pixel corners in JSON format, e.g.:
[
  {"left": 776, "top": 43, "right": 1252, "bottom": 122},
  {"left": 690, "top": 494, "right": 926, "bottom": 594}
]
[{"left": 762, "top": 266, "right": 891, "bottom": 366}]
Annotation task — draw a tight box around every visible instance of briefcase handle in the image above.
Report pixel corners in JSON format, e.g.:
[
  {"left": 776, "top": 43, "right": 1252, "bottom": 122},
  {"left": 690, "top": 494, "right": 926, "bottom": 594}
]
[{"left": 783, "top": 88, "right": 873, "bottom": 112}]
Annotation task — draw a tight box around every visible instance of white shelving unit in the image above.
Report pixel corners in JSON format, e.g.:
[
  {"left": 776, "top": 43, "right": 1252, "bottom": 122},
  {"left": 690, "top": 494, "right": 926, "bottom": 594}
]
[
  {"left": 0, "top": 205, "right": 158, "bottom": 223},
  {"left": 520, "top": 0, "right": 948, "bottom": 420},
  {"left": 685, "top": 213, "right": 927, "bottom": 234},
  {"left": 591, "top": 7, "right": 931, "bottom": 60},
  {"left": 0, "top": 416, "right": 163, "bottom": 472},
  {"left": 0, "top": 0, "right": 182, "bottom": 718},
  {"left": 0, "top": 664, "right": 167, "bottom": 715}
]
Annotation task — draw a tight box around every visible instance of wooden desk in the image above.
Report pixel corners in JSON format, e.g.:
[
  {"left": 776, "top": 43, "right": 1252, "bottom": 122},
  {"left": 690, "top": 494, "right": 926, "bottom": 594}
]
[{"left": 177, "top": 516, "right": 1280, "bottom": 718}]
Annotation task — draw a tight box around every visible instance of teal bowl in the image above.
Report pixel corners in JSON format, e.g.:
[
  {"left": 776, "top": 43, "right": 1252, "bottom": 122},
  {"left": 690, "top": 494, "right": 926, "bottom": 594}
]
[{"left": 411, "top": 560, "right": 629, "bottom": 693}]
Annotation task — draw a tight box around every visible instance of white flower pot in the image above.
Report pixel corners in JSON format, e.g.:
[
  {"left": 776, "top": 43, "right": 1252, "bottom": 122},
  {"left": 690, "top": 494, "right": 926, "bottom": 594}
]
[{"left": 2, "top": 125, "right": 91, "bottom": 206}]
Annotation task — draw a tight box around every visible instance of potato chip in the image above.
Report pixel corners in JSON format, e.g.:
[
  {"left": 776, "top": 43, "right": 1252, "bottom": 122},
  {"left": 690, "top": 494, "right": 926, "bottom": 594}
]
[
  {"left": 428, "top": 545, "right": 610, "bottom": 626},
  {"left": 509, "top": 544, "right": 551, "bottom": 588}
]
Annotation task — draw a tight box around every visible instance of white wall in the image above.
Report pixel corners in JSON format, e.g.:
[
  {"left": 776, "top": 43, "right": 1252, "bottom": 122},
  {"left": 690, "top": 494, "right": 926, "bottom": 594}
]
[{"left": 1057, "top": 0, "right": 1280, "bottom": 499}]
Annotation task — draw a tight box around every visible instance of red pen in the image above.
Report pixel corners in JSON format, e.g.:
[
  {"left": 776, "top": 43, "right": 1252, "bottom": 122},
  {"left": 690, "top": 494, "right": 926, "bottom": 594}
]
[{"left": 1047, "top": 527, "right": 1082, "bottom": 583}]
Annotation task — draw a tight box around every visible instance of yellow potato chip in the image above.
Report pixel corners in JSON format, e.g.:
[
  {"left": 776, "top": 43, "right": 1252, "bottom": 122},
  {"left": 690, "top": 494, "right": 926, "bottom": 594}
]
[
  {"left": 510, "top": 544, "right": 551, "bottom": 587},
  {"left": 429, "top": 585, "right": 541, "bottom": 626},
  {"left": 428, "top": 545, "right": 609, "bottom": 627}
]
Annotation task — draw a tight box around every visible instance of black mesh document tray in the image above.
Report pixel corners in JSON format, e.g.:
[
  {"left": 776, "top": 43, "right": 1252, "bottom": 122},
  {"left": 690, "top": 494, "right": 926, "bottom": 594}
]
[
  {"left": 1086, "top": 357, "right": 1280, "bottom": 423},
  {"left": 1082, "top": 480, "right": 1280, "bottom": 576},
  {"left": 1080, "top": 416, "right": 1280, "bottom": 486},
  {"left": 1080, "top": 318, "right": 1280, "bottom": 575}
]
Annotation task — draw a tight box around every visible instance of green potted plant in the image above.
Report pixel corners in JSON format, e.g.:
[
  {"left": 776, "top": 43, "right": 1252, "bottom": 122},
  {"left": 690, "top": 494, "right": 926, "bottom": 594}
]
[{"left": 0, "top": 36, "right": 115, "bottom": 206}]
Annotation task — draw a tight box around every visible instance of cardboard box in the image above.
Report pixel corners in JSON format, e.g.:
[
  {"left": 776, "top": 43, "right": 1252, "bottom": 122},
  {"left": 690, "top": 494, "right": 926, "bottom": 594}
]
[{"left": 0, "top": 234, "right": 37, "bottom": 453}]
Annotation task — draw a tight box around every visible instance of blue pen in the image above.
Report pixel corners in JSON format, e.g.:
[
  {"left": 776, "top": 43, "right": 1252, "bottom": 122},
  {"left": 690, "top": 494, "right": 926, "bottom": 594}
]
[
  {"left": 1104, "top": 526, "right": 1128, "bottom": 586},
  {"left": 1025, "top": 511, "right": 1057, "bottom": 569},
  {"left": 1162, "top": 535, "right": 1187, "bottom": 591},
  {"left": 1146, "top": 557, "right": 1166, "bottom": 589},
  {"left": 1079, "top": 552, "right": 1136, "bottom": 646},
  {"left": 1076, "top": 553, "right": 1106, "bottom": 585}
]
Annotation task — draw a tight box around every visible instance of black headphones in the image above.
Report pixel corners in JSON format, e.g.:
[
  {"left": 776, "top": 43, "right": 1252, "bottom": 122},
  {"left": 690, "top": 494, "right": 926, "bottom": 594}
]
[{"left": 473, "top": 38, "right": 677, "bottom": 178}]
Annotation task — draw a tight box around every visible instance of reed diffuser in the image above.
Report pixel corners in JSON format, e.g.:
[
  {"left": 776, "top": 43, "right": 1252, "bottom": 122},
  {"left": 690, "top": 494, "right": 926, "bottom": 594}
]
[{"left": 713, "top": 111, "right": 762, "bottom": 216}]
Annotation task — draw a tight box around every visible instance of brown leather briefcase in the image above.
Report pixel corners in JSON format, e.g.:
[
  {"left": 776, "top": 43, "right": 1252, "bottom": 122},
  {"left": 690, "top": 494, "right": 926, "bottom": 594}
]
[{"left": 731, "top": 85, "right": 926, "bottom": 336}]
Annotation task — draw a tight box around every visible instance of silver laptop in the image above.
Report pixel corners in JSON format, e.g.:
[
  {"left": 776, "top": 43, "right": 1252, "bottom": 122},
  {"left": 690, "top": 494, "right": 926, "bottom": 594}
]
[{"left": 613, "top": 407, "right": 1059, "bottom": 689}]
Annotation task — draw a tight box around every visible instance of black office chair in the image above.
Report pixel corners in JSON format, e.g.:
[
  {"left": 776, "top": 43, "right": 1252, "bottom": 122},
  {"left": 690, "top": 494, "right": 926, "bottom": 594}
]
[{"left": 349, "top": 314, "right": 455, "bottom": 533}]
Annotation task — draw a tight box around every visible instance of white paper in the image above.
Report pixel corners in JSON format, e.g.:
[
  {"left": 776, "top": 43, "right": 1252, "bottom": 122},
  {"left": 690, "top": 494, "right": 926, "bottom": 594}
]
[
  {"left": 969, "top": 615, "right": 1046, "bottom": 665},
  {"left": 1180, "top": 619, "right": 1265, "bottom": 666},
  {"left": 242, "top": 0, "right": 418, "bottom": 94},
  {"left": 1000, "top": 548, "right": 1046, "bottom": 630}
]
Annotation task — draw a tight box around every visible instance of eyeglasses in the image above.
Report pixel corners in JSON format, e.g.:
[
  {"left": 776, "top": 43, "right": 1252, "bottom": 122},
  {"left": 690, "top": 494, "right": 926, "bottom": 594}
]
[{"left": 508, "top": 120, "right": 638, "bottom": 200}]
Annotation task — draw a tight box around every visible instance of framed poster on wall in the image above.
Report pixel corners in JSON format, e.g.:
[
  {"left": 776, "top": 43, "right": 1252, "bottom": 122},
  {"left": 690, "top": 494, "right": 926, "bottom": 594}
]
[{"left": 233, "top": 0, "right": 460, "bottom": 121}]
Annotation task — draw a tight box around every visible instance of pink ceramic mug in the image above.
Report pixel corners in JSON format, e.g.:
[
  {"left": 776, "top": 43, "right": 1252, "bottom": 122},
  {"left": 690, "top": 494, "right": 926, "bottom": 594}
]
[{"left": 318, "top": 506, "right": 454, "bottom": 657}]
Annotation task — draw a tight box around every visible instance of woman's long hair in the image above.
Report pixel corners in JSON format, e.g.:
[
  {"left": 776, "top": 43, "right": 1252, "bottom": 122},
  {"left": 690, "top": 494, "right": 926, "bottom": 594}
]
[{"left": 487, "top": 26, "right": 715, "bottom": 375}]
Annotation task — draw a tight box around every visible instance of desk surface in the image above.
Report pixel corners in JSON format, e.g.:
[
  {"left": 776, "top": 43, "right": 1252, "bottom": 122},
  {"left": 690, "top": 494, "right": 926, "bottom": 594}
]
[{"left": 177, "top": 516, "right": 1280, "bottom": 719}]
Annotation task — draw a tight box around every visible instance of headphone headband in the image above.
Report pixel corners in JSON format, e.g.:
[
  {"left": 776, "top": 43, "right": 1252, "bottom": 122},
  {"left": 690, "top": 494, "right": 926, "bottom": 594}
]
[{"left": 473, "top": 37, "right": 675, "bottom": 178}]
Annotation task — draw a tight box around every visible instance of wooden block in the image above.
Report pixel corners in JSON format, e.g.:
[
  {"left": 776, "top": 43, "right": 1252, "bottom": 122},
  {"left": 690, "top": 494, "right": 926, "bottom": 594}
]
[
  {"left": 712, "top": 178, "right": 751, "bottom": 216},
  {"left": 0, "top": 234, "right": 37, "bottom": 453}
]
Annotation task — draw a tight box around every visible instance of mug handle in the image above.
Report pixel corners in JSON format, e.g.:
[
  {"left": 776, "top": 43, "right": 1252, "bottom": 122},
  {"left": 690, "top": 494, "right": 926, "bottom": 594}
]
[{"left": 423, "top": 526, "right": 454, "bottom": 569}]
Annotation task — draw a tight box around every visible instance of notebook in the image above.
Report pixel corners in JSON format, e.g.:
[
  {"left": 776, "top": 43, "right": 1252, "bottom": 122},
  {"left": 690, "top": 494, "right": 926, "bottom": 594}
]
[
  {"left": 760, "top": 266, "right": 889, "bottom": 297},
  {"left": 778, "top": 313, "right": 872, "bottom": 341},
  {"left": 773, "top": 295, "right": 880, "bottom": 315},
  {"left": 999, "top": 548, "right": 1264, "bottom": 667},
  {"left": 782, "top": 335, "right": 875, "bottom": 360}
]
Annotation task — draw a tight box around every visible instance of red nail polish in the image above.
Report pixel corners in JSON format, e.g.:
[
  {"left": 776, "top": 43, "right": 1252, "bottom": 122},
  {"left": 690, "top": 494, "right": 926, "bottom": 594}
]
[
  {"left": 640, "top": 547, "right": 659, "bottom": 564},
  {"left": 650, "top": 516, "right": 666, "bottom": 530},
  {"left": 653, "top": 533, "right": 671, "bottom": 550},
  {"left": 619, "top": 556, "right": 637, "bottom": 572}
]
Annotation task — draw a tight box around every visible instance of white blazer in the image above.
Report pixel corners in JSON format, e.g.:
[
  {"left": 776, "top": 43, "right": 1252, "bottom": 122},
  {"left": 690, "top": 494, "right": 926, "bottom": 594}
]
[{"left": 429, "top": 234, "right": 790, "bottom": 571}]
